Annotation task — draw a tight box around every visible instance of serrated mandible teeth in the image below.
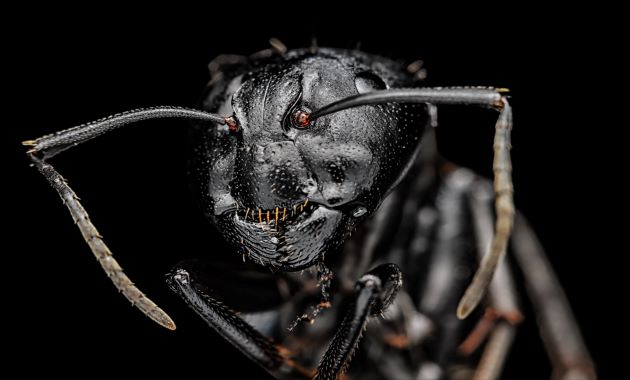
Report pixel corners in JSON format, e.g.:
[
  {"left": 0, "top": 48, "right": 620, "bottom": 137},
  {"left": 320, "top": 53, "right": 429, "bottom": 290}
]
[{"left": 237, "top": 199, "right": 314, "bottom": 224}]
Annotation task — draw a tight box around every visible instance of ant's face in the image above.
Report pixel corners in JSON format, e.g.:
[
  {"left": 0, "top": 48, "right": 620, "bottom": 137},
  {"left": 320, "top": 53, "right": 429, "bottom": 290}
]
[{"left": 191, "top": 49, "right": 427, "bottom": 270}]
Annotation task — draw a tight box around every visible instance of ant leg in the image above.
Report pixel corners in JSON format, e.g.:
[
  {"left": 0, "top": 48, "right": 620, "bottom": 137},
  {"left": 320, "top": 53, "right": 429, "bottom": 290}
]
[
  {"left": 511, "top": 213, "right": 597, "bottom": 380},
  {"left": 314, "top": 264, "right": 402, "bottom": 380},
  {"left": 465, "top": 180, "right": 595, "bottom": 379},
  {"left": 414, "top": 167, "right": 478, "bottom": 378},
  {"left": 167, "top": 263, "right": 309, "bottom": 379},
  {"left": 419, "top": 168, "right": 475, "bottom": 354}
]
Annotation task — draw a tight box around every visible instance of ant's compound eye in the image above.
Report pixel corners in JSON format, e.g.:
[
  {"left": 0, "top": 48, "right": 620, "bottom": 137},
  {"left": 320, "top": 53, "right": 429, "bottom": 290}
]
[
  {"left": 292, "top": 110, "right": 311, "bottom": 129},
  {"left": 224, "top": 115, "right": 240, "bottom": 133}
]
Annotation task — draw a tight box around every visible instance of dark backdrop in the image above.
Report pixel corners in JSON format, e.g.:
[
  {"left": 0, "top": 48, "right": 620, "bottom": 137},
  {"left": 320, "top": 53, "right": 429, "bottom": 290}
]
[{"left": 8, "top": 7, "right": 613, "bottom": 379}]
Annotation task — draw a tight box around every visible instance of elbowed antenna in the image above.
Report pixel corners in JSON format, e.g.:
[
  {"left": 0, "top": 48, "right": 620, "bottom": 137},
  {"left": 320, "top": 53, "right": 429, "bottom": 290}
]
[
  {"left": 310, "top": 87, "right": 514, "bottom": 319},
  {"left": 24, "top": 106, "right": 236, "bottom": 330}
]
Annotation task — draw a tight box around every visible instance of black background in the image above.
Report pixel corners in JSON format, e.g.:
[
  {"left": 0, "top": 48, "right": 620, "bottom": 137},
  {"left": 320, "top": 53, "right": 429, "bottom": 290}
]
[{"left": 8, "top": 6, "right": 616, "bottom": 379}]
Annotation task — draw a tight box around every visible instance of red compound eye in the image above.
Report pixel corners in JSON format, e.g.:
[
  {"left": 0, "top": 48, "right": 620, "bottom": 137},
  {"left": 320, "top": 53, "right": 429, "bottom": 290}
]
[
  {"left": 292, "top": 110, "right": 311, "bottom": 129},
  {"left": 224, "top": 115, "right": 240, "bottom": 133}
]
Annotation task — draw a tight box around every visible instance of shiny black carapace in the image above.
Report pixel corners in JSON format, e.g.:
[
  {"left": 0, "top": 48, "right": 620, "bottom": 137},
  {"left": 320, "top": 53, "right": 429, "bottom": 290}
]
[{"left": 24, "top": 44, "right": 595, "bottom": 380}]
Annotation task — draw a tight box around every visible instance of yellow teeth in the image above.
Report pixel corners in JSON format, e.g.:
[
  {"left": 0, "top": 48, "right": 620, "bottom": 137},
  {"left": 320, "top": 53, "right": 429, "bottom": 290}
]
[{"left": 237, "top": 199, "right": 314, "bottom": 226}]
